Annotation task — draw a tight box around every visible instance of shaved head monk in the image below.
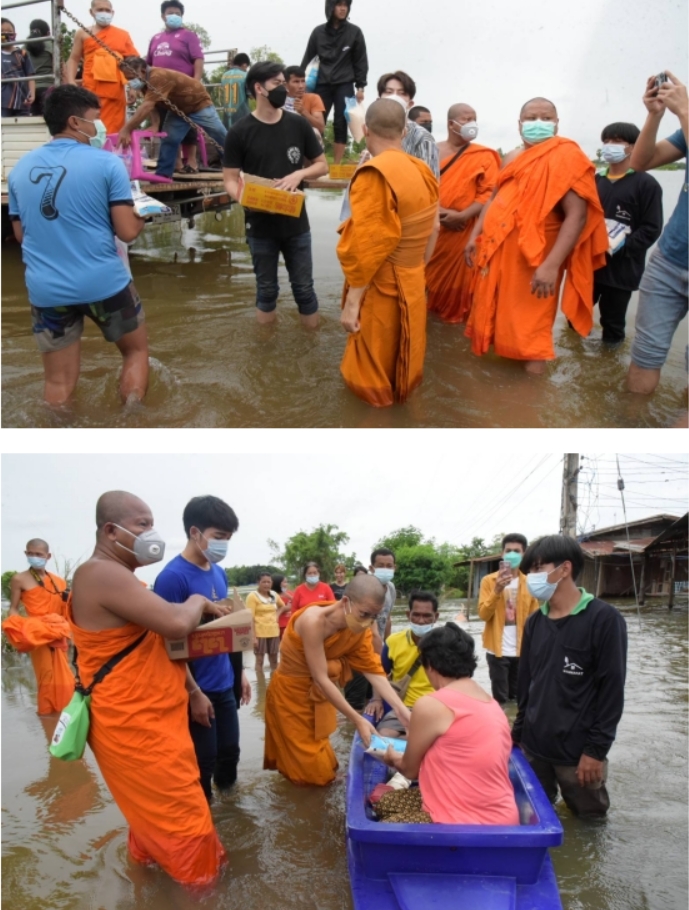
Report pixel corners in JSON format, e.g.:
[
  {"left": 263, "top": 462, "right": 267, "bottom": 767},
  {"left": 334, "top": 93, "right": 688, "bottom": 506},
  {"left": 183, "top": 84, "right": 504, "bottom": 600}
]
[
  {"left": 65, "top": 0, "right": 139, "bottom": 134},
  {"left": 337, "top": 98, "right": 439, "bottom": 407},
  {"left": 69, "top": 490, "right": 230, "bottom": 886},
  {"left": 426, "top": 103, "right": 500, "bottom": 323},
  {"left": 264, "top": 574, "right": 411, "bottom": 785},
  {"left": 3, "top": 537, "right": 73, "bottom": 715},
  {"left": 465, "top": 97, "right": 608, "bottom": 373}
]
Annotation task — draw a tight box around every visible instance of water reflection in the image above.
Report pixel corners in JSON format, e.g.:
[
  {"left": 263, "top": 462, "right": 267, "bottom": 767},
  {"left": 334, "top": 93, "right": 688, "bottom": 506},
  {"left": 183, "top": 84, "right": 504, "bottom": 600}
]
[{"left": 2, "top": 175, "right": 686, "bottom": 428}]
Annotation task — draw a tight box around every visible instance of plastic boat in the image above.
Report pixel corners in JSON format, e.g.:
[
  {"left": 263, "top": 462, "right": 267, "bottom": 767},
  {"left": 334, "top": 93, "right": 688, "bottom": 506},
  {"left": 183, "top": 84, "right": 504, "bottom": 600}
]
[{"left": 346, "top": 738, "right": 564, "bottom": 910}]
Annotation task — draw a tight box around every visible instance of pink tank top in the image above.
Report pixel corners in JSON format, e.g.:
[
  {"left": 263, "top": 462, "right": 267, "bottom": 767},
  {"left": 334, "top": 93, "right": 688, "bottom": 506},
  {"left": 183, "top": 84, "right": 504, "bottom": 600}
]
[{"left": 418, "top": 687, "right": 520, "bottom": 825}]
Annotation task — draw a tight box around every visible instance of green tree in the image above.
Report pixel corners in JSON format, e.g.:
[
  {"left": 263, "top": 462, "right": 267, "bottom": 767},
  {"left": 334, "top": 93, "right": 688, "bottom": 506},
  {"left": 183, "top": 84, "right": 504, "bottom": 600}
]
[
  {"left": 249, "top": 44, "right": 283, "bottom": 64},
  {"left": 58, "top": 23, "right": 76, "bottom": 64},
  {"left": 225, "top": 565, "right": 281, "bottom": 586},
  {"left": 1, "top": 571, "right": 17, "bottom": 601},
  {"left": 207, "top": 63, "right": 227, "bottom": 84},
  {"left": 374, "top": 526, "right": 425, "bottom": 553},
  {"left": 394, "top": 544, "right": 449, "bottom": 595},
  {"left": 184, "top": 22, "right": 211, "bottom": 50},
  {"left": 270, "top": 525, "right": 355, "bottom": 582}
]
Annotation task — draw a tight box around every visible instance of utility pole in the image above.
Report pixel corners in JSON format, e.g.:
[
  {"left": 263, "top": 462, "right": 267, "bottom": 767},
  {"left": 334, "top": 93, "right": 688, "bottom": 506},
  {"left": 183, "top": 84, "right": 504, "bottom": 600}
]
[{"left": 560, "top": 454, "right": 580, "bottom": 537}]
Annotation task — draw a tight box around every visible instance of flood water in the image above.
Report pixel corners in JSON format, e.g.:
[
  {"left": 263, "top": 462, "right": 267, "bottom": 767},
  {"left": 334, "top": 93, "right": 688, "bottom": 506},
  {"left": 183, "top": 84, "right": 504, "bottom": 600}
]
[
  {"left": 1, "top": 171, "right": 686, "bottom": 428},
  {"left": 2, "top": 599, "right": 687, "bottom": 910}
]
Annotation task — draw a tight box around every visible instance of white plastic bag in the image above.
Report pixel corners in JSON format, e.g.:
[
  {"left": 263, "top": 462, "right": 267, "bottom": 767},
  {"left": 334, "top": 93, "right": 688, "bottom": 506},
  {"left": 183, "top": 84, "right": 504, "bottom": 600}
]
[{"left": 345, "top": 97, "right": 366, "bottom": 142}]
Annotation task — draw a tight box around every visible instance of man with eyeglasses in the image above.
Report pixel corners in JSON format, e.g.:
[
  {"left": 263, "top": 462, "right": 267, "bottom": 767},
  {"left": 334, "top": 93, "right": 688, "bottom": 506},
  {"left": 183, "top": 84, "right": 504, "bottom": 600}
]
[{"left": 223, "top": 61, "right": 328, "bottom": 327}]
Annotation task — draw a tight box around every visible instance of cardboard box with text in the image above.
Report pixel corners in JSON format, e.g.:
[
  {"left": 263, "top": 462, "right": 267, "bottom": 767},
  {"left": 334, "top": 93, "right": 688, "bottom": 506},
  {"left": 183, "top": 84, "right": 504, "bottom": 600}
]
[{"left": 165, "top": 608, "right": 254, "bottom": 661}]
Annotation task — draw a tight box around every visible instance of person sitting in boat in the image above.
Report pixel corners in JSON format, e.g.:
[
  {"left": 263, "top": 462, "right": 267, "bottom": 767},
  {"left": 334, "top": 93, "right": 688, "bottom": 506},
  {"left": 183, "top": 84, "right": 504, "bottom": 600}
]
[
  {"left": 365, "top": 590, "right": 439, "bottom": 738},
  {"left": 381, "top": 623, "right": 519, "bottom": 825}
]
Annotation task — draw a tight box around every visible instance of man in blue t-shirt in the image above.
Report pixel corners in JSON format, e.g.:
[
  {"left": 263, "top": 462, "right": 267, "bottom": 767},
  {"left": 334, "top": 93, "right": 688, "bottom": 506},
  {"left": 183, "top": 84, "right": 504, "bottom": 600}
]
[
  {"left": 154, "top": 495, "right": 250, "bottom": 804},
  {"left": 8, "top": 85, "right": 149, "bottom": 408},
  {"left": 627, "top": 70, "right": 688, "bottom": 414}
]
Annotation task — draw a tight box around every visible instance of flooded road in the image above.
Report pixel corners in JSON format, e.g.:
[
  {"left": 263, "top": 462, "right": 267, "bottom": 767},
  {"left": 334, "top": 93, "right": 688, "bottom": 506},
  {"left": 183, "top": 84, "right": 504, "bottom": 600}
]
[
  {"left": 2, "top": 599, "right": 687, "bottom": 910},
  {"left": 1, "top": 172, "right": 686, "bottom": 428}
]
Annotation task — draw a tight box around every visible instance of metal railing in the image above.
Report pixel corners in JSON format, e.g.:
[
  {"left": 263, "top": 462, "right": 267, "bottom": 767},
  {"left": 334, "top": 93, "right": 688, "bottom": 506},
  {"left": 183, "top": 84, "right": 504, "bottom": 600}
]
[{"left": 0, "top": 0, "right": 61, "bottom": 92}]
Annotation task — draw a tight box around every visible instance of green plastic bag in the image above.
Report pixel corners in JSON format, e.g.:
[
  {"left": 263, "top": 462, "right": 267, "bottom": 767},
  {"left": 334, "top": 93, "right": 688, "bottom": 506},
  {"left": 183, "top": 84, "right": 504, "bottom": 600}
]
[{"left": 49, "top": 691, "right": 91, "bottom": 761}]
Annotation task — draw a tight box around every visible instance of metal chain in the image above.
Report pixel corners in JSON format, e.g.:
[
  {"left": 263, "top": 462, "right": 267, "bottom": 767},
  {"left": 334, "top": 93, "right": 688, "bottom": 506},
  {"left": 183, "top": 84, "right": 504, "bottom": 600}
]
[{"left": 61, "top": 4, "right": 225, "bottom": 155}]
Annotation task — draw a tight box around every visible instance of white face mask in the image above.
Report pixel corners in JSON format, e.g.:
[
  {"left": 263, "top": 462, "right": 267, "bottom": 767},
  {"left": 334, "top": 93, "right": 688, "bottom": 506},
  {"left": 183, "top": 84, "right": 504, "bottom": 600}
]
[
  {"left": 305, "top": 574, "right": 319, "bottom": 586},
  {"left": 94, "top": 11, "right": 114, "bottom": 26}
]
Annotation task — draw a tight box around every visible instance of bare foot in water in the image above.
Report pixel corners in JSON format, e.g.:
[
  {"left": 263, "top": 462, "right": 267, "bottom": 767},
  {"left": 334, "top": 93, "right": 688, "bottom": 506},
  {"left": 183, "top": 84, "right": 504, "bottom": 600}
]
[{"left": 525, "top": 360, "right": 546, "bottom": 375}]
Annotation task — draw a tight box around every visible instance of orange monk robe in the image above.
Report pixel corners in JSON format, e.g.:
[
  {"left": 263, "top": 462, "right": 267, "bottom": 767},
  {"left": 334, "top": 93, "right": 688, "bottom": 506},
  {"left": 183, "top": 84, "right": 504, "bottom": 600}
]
[
  {"left": 2, "top": 574, "right": 73, "bottom": 715},
  {"left": 337, "top": 149, "right": 439, "bottom": 407},
  {"left": 264, "top": 607, "right": 385, "bottom": 785},
  {"left": 426, "top": 144, "right": 500, "bottom": 323},
  {"left": 81, "top": 26, "right": 138, "bottom": 135},
  {"left": 68, "top": 607, "right": 226, "bottom": 886},
  {"left": 465, "top": 136, "right": 608, "bottom": 361}
]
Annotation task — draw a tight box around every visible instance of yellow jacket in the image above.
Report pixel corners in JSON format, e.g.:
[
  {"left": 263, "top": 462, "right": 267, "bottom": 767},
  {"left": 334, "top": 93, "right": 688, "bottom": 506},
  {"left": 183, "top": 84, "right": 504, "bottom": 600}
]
[{"left": 477, "top": 570, "right": 540, "bottom": 657}]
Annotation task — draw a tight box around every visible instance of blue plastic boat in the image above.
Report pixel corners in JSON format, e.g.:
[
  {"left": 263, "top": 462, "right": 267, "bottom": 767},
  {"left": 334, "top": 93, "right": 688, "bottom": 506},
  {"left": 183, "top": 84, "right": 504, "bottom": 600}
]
[{"left": 346, "top": 737, "right": 564, "bottom": 910}]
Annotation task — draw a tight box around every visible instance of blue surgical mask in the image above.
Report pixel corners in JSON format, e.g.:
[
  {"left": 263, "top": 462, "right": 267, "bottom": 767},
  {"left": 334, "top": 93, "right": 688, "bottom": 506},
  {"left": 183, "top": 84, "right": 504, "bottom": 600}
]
[
  {"left": 75, "top": 116, "right": 107, "bottom": 149},
  {"left": 520, "top": 119, "right": 556, "bottom": 144},
  {"left": 601, "top": 143, "right": 628, "bottom": 164},
  {"left": 27, "top": 556, "right": 47, "bottom": 569},
  {"left": 165, "top": 14, "right": 183, "bottom": 29},
  {"left": 526, "top": 568, "right": 562, "bottom": 602},
  {"left": 196, "top": 532, "right": 228, "bottom": 564},
  {"left": 306, "top": 574, "right": 320, "bottom": 585},
  {"left": 94, "top": 12, "right": 113, "bottom": 26},
  {"left": 128, "top": 78, "right": 144, "bottom": 91},
  {"left": 503, "top": 551, "right": 522, "bottom": 570},
  {"left": 410, "top": 622, "right": 435, "bottom": 637},
  {"left": 374, "top": 568, "right": 395, "bottom": 584}
]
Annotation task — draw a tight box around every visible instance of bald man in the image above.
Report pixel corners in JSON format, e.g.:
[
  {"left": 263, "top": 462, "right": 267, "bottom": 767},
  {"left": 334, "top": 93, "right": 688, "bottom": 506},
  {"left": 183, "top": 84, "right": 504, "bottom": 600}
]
[
  {"left": 337, "top": 98, "right": 439, "bottom": 407},
  {"left": 426, "top": 103, "right": 500, "bottom": 323},
  {"left": 465, "top": 98, "right": 608, "bottom": 372},
  {"left": 264, "top": 574, "right": 411, "bottom": 785},
  {"left": 3, "top": 538, "right": 73, "bottom": 714},
  {"left": 68, "top": 491, "right": 229, "bottom": 886},
  {"left": 66, "top": 0, "right": 138, "bottom": 134}
]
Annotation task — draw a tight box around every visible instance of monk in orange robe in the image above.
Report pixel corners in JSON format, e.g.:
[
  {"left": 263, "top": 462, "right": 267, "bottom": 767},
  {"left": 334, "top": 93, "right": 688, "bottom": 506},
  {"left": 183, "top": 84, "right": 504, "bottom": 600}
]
[
  {"left": 264, "top": 575, "right": 411, "bottom": 786},
  {"left": 66, "top": 0, "right": 138, "bottom": 135},
  {"left": 3, "top": 538, "right": 73, "bottom": 715},
  {"left": 69, "top": 490, "right": 231, "bottom": 887},
  {"left": 465, "top": 97, "right": 609, "bottom": 373},
  {"left": 426, "top": 103, "right": 500, "bottom": 323},
  {"left": 338, "top": 98, "right": 439, "bottom": 407}
]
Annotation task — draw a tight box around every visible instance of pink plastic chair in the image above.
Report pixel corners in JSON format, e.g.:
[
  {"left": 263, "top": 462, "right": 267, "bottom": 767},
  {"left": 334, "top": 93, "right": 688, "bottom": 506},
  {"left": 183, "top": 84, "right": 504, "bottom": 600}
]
[{"left": 104, "top": 130, "right": 173, "bottom": 184}]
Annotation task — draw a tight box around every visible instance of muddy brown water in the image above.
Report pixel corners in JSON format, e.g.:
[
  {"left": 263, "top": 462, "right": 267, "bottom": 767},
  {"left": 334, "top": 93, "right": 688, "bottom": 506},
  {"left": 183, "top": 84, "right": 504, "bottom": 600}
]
[
  {"left": 2, "top": 599, "right": 687, "bottom": 910},
  {"left": 1, "top": 172, "right": 686, "bottom": 428}
]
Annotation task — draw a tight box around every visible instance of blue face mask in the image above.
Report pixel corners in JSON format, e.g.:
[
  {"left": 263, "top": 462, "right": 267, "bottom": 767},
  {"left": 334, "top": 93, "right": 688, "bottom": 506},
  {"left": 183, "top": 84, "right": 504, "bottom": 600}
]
[
  {"left": 197, "top": 532, "right": 229, "bottom": 564},
  {"left": 527, "top": 567, "right": 563, "bottom": 601},
  {"left": 27, "top": 556, "right": 47, "bottom": 569},
  {"left": 94, "top": 12, "right": 113, "bottom": 26},
  {"left": 520, "top": 119, "right": 556, "bottom": 144},
  {"left": 75, "top": 116, "right": 107, "bottom": 149},
  {"left": 601, "top": 143, "right": 628, "bottom": 164},
  {"left": 410, "top": 621, "right": 435, "bottom": 637},
  {"left": 503, "top": 550, "right": 522, "bottom": 570},
  {"left": 374, "top": 568, "right": 395, "bottom": 584},
  {"left": 128, "top": 78, "right": 144, "bottom": 91},
  {"left": 305, "top": 574, "right": 320, "bottom": 586},
  {"left": 165, "top": 14, "right": 183, "bottom": 29}
]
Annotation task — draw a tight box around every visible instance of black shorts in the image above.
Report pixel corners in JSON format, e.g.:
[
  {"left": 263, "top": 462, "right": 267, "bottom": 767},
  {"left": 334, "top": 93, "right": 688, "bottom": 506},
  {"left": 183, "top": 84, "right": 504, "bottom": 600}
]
[{"left": 30, "top": 281, "right": 145, "bottom": 353}]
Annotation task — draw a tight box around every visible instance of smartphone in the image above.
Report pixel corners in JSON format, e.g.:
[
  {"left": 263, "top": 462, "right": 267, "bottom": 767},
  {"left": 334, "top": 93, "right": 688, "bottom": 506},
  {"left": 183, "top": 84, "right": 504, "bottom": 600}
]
[
  {"left": 655, "top": 72, "right": 667, "bottom": 89},
  {"left": 499, "top": 560, "right": 511, "bottom": 574}
]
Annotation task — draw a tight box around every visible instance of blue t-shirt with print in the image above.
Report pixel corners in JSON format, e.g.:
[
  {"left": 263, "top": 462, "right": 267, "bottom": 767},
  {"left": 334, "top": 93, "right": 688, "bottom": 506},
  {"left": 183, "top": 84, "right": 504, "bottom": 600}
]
[
  {"left": 153, "top": 554, "right": 234, "bottom": 694},
  {"left": 658, "top": 128, "right": 688, "bottom": 270},
  {"left": 8, "top": 139, "right": 133, "bottom": 307}
]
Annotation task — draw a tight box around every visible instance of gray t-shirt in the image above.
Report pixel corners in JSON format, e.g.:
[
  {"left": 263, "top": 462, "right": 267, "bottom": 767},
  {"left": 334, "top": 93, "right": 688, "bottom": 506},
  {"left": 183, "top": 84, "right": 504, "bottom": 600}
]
[{"left": 376, "top": 581, "right": 397, "bottom": 640}]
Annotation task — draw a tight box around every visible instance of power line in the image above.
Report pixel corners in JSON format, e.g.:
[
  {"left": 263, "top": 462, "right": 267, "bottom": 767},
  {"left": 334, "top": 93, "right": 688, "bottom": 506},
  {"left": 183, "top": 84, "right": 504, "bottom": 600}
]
[{"left": 615, "top": 455, "right": 642, "bottom": 630}]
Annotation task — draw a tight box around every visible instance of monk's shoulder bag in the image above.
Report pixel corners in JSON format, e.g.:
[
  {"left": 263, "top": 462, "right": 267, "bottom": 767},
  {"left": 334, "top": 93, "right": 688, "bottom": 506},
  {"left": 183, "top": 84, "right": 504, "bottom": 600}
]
[{"left": 49, "top": 631, "right": 148, "bottom": 762}]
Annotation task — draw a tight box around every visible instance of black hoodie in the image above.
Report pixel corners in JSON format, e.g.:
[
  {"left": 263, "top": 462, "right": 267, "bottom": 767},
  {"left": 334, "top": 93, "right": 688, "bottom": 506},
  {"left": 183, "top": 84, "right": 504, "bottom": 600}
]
[{"left": 301, "top": 0, "right": 368, "bottom": 89}]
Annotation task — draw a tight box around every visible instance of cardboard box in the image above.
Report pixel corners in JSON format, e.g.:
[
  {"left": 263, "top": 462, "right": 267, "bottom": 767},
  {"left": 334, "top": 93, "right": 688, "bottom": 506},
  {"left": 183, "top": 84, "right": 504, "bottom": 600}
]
[
  {"left": 329, "top": 164, "right": 357, "bottom": 180},
  {"left": 238, "top": 172, "right": 305, "bottom": 218},
  {"left": 165, "top": 608, "right": 254, "bottom": 661}
]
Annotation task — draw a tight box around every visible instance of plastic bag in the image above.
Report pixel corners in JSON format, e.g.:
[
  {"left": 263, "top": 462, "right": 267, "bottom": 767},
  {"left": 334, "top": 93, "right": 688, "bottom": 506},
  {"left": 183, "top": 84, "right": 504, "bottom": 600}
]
[
  {"left": 344, "top": 97, "right": 366, "bottom": 142},
  {"left": 131, "top": 180, "right": 172, "bottom": 218},
  {"left": 305, "top": 55, "right": 319, "bottom": 92},
  {"left": 50, "top": 691, "right": 91, "bottom": 761},
  {"left": 114, "top": 236, "right": 132, "bottom": 276}
]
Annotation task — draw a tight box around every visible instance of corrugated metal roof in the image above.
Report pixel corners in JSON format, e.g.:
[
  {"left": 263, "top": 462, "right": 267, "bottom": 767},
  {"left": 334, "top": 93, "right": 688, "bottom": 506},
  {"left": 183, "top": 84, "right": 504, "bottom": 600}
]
[{"left": 581, "top": 537, "right": 656, "bottom": 556}]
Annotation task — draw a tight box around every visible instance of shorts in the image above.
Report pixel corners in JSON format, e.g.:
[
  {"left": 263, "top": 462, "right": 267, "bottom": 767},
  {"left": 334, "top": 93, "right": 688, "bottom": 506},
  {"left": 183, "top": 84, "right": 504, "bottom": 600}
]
[
  {"left": 30, "top": 282, "right": 145, "bottom": 354},
  {"left": 254, "top": 636, "right": 280, "bottom": 658}
]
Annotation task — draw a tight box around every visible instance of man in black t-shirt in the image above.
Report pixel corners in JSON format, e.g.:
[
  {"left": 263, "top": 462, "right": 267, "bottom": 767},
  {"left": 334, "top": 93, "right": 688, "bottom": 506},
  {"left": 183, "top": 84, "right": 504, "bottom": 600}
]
[
  {"left": 223, "top": 61, "right": 327, "bottom": 327},
  {"left": 512, "top": 535, "right": 627, "bottom": 819},
  {"left": 593, "top": 121, "right": 663, "bottom": 344}
]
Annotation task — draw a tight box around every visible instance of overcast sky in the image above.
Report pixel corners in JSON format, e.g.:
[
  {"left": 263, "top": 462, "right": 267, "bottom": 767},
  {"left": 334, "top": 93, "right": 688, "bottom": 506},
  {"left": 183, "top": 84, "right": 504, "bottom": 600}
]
[
  {"left": 6, "top": 0, "right": 687, "bottom": 155},
  {"left": 2, "top": 453, "right": 686, "bottom": 585}
]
